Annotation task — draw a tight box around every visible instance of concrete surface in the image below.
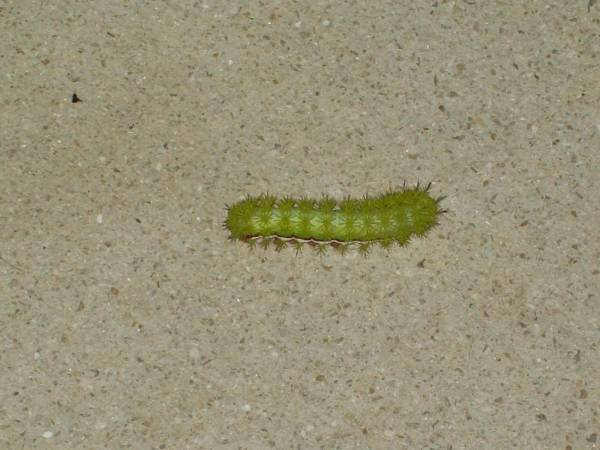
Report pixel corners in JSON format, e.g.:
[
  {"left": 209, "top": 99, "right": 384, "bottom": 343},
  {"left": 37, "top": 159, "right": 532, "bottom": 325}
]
[{"left": 2, "top": 1, "right": 600, "bottom": 449}]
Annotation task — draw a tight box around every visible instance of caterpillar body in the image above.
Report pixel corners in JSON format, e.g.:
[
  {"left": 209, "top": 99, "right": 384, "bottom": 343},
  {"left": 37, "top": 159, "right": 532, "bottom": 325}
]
[{"left": 224, "top": 183, "right": 444, "bottom": 254}]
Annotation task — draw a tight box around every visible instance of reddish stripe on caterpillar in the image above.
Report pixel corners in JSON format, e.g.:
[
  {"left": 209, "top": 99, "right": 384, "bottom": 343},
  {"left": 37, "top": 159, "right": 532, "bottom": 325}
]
[{"left": 224, "top": 182, "right": 445, "bottom": 255}]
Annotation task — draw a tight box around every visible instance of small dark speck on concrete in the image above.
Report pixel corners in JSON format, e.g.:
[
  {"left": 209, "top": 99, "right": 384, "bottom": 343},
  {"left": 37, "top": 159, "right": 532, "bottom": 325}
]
[{"left": 71, "top": 93, "right": 82, "bottom": 103}]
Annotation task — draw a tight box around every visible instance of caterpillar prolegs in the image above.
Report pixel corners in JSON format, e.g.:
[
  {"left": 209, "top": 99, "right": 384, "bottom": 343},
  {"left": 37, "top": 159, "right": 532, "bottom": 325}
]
[{"left": 224, "top": 182, "right": 445, "bottom": 255}]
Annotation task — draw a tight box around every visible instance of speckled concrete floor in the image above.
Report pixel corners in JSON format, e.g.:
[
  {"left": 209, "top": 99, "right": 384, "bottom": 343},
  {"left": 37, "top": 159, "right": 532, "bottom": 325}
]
[{"left": 2, "top": 1, "right": 600, "bottom": 449}]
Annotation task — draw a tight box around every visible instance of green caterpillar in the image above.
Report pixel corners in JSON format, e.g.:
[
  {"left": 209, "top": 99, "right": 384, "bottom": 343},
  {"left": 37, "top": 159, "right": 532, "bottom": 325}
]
[{"left": 224, "top": 182, "right": 445, "bottom": 254}]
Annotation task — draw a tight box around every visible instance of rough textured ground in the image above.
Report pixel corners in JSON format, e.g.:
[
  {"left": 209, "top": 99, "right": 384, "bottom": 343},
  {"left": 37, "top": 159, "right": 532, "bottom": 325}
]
[{"left": 2, "top": 1, "right": 599, "bottom": 449}]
